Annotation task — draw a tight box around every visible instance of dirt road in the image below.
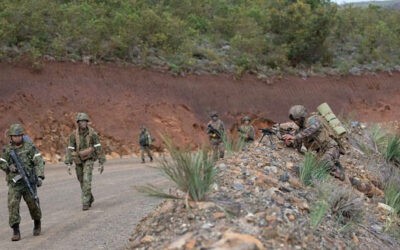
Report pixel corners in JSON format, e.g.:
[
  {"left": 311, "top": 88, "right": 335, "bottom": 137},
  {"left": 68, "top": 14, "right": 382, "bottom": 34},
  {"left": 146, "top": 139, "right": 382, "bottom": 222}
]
[{"left": 0, "top": 158, "right": 166, "bottom": 250}]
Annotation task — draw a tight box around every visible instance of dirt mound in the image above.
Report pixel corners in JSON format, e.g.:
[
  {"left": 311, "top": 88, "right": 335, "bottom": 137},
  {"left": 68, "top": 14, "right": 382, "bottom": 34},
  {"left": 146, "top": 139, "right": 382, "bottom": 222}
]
[{"left": 0, "top": 62, "right": 399, "bottom": 162}]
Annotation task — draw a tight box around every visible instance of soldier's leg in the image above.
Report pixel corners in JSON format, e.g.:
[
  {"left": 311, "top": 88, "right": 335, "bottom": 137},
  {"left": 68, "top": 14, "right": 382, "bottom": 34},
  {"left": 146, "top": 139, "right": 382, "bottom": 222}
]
[
  {"left": 146, "top": 147, "right": 153, "bottom": 162},
  {"left": 22, "top": 188, "right": 41, "bottom": 221},
  {"left": 75, "top": 164, "right": 84, "bottom": 190},
  {"left": 218, "top": 141, "right": 225, "bottom": 159},
  {"left": 321, "top": 146, "right": 344, "bottom": 180},
  {"left": 22, "top": 188, "right": 42, "bottom": 236},
  {"left": 8, "top": 187, "right": 22, "bottom": 227},
  {"left": 82, "top": 161, "right": 94, "bottom": 209},
  {"left": 140, "top": 147, "right": 145, "bottom": 163},
  {"left": 211, "top": 142, "right": 218, "bottom": 161}
]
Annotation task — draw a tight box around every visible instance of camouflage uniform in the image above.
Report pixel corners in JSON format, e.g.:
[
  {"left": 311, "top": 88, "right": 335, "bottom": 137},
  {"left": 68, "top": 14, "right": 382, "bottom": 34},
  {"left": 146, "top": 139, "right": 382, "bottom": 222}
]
[
  {"left": 139, "top": 127, "right": 153, "bottom": 163},
  {"left": 289, "top": 106, "right": 344, "bottom": 180},
  {"left": 65, "top": 113, "right": 106, "bottom": 209},
  {"left": 0, "top": 124, "right": 45, "bottom": 240},
  {"left": 238, "top": 117, "right": 255, "bottom": 143},
  {"left": 207, "top": 113, "right": 225, "bottom": 160}
]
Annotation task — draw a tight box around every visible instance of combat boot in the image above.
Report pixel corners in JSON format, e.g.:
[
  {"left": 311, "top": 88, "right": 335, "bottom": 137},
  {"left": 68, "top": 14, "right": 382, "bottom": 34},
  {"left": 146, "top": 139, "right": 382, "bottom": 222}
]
[
  {"left": 11, "top": 224, "right": 20, "bottom": 241},
  {"left": 150, "top": 156, "right": 153, "bottom": 162},
  {"left": 33, "top": 220, "right": 41, "bottom": 236},
  {"left": 82, "top": 204, "right": 90, "bottom": 211},
  {"left": 141, "top": 159, "right": 145, "bottom": 163}
]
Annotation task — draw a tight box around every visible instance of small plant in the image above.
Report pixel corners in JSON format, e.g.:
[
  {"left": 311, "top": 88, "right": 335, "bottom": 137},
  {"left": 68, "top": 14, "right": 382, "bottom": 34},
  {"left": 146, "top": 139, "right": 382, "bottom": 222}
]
[
  {"left": 310, "top": 199, "right": 329, "bottom": 229},
  {"left": 384, "top": 135, "right": 400, "bottom": 166},
  {"left": 327, "top": 185, "right": 364, "bottom": 225},
  {"left": 222, "top": 134, "right": 245, "bottom": 155},
  {"left": 299, "top": 153, "right": 330, "bottom": 186},
  {"left": 369, "top": 124, "right": 387, "bottom": 153},
  {"left": 137, "top": 137, "right": 217, "bottom": 202},
  {"left": 384, "top": 180, "right": 400, "bottom": 214}
]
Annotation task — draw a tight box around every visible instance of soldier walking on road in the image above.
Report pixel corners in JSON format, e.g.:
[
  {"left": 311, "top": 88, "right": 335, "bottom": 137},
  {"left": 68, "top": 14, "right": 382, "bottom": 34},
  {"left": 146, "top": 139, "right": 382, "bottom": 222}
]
[
  {"left": 65, "top": 113, "right": 106, "bottom": 211},
  {"left": 139, "top": 126, "right": 153, "bottom": 163},
  {"left": 207, "top": 111, "right": 225, "bottom": 160},
  {"left": 0, "top": 124, "right": 45, "bottom": 241},
  {"left": 282, "top": 105, "right": 345, "bottom": 181}
]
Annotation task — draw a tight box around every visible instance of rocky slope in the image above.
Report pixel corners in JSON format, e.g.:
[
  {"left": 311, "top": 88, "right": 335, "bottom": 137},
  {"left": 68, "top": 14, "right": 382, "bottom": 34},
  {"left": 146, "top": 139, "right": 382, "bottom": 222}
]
[{"left": 129, "top": 125, "right": 400, "bottom": 249}]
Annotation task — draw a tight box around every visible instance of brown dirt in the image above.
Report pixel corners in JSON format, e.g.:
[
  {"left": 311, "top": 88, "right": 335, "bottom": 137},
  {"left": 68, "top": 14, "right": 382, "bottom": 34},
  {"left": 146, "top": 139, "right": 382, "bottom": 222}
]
[{"left": 1, "top": 62, "right": 399, "bottom": 161}]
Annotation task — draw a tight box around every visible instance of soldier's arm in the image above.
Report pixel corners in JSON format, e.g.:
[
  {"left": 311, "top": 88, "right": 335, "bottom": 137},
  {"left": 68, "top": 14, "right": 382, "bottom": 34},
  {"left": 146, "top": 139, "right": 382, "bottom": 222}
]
[
  {"left": 92, "top": 132, "right": 106, "bottom": 164},
  {"left": 64, "top": 134, "right": 76, "bottom": 165},
  {"left": 294, "top": 119, "right": 321, "bottom": 141},
  {"left": 219, "top": 121, "right": 225, "bottom": 134},
  {"left": 0, "top": 148, "right": 11, "bottom": 173},
  {"left": 249, "top": 126, "right": 255, "bottom": 139},
  {"left": 31, "top": 144, "right": 45, "bottom": 179},
  {"left": 147, "top": 132, "right": 152, "bottom": 145}
]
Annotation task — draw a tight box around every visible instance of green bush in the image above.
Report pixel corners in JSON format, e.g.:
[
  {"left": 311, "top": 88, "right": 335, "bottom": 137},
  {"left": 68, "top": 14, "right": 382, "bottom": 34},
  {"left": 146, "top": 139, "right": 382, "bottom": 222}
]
[
  {"left": 1, "top": 0, "right": 400, "bottom": 73},
  {"left": 299, "top": 153, "right": 330, "bottom": 186},
  {"left": 384, "top": 135, "right": 400, "bottom": 165},
  {"left": 138, "top": 137, "right": 217, "bottom": 202}
]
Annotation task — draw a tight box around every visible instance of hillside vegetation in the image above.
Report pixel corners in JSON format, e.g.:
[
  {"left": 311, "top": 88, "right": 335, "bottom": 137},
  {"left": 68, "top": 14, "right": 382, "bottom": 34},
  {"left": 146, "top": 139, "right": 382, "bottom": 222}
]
[{"left": 1, "top": 0, "right": 400, "bottom": 75}]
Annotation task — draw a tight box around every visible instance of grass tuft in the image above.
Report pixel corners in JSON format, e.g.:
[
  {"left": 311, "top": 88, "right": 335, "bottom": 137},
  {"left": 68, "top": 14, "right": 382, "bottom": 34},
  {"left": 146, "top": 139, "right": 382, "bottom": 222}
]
[{"left": 299, "top": 153, "right": 330, "bottom": 186}]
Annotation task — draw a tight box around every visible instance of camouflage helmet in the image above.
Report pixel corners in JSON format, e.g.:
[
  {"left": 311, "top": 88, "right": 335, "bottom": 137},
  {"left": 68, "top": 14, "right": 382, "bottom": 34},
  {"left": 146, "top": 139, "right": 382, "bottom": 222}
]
[
  {"left": 210, "top": 111, "right": 218, "bottom": 117},
  {"left": 8, "top": 123, "right": 24, "bottom": 136},
  {"left": 242, "top": 116, "right": 251, "bottom": 122},
  {"left": 289, "top": 105, "right": 307, "bottom": 120},
  {"left": 76, "top": 112, "right": 90, "bottom": 122}
]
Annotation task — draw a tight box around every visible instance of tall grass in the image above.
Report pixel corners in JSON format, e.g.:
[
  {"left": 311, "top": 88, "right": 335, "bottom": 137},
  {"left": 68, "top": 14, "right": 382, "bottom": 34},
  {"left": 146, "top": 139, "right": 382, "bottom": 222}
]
[
  {"left": 384, "top": 181, "right": 400, "bottom": 214},
  {"left": 138, "top": 137, "right": 217, "bottom": 202},
  {"left": 299, "top": 153, "right": 330, "bottom": 186},
  {"left": 222, "top": 134, "right": 245, "bottom": 155},
  {"left": 384, "top": 135, "right": 400, "bottom": 166}
]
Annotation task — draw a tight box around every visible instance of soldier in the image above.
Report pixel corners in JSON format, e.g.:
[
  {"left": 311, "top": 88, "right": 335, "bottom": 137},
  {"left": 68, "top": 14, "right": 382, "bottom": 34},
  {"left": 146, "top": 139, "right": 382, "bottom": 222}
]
[
  {"left": 238, "top": 116, "right": 255, "bottom": 143},
  {"left": 0, "top": 124, "right": 45, "bottom": 241},
  {"left": 65, "top": 113, "right": 106, "bottom": 211},
  {"left": 282, "top": 105, "right": 345, "bottom": 180},
  {"left": 139, "top": 126, "right": 153, "bottom": 163},
  {"left": 207, "top": 111, "right": 225, "bottom": 160}
]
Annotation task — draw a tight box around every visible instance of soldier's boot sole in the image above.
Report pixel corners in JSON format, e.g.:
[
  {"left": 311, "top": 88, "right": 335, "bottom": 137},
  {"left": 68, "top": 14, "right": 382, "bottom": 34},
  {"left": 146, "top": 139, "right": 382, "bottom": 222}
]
[
  {"left": 82, "top": 205, "right": 90, "bottom": 211},
  {"left": 33, "top": 220, "right": 41, "bottom": 236}
]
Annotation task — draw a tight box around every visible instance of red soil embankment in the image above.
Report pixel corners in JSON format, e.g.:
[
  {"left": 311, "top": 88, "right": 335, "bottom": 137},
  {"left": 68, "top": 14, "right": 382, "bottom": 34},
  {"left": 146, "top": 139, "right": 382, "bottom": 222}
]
[{"left": 0, "top": 62, "right": 399, "bottom": 161}]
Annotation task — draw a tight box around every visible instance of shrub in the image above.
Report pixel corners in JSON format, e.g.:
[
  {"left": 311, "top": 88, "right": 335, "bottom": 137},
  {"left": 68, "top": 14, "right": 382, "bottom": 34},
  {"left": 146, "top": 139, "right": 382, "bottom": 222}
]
[
  {"left": 384, "top": 135, "right": 400, "bottom": 166},
  {"left": 138, "top": 137, "right": 217, "bottom": 202},
  {"left": 299, "top": 153, "right": 330, "bottom": 186}
]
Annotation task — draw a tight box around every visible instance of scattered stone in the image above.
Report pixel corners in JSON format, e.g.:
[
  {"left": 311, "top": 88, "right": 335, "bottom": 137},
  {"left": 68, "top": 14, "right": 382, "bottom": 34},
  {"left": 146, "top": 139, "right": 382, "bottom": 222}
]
[
  {"left": 210, "top": 231, "right": 265, "bottom": 250},
  {"left": 167, "top": 232, "right": 194, "bottom": 249}
]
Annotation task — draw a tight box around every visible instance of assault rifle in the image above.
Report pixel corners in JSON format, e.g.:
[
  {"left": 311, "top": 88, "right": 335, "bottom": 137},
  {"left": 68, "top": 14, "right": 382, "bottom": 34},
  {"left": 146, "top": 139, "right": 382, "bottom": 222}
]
[
  {"left": 258, "top": 124, "right": 297, "bottom": 149},
  {"left": 10, "top": 150, "right": 40, "bottom": 208},
  {"left": 207, "top": 124, "right": 222, "bottom": 139}
]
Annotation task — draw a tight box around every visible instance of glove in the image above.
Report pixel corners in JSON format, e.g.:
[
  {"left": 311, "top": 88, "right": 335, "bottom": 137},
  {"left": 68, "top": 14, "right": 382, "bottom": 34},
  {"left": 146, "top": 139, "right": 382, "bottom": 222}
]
[
  {"left": 98, "top": 164, "right": 104, "bottom": 174},
  {"left": 37, "top": 177, "right": 43, "bottom": 187},
  {"left": 67, "top": 164, "right": 72, "bottom": 175},
  {"left": 9, "top": 164, "right": 17, "bottom": 173}
]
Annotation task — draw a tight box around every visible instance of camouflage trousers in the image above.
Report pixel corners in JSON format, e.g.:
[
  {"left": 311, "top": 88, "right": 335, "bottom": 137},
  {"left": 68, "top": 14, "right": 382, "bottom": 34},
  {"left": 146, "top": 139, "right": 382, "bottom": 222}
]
[
  {"left": 140, "top": 146, "right": 153, "bottom": 162},
  {"left": 318, "top": 144, "right": 345, "bottom": 180},
  {"left": 75, "top": 160, "right": 94, "bottom": 206},
  {"left": 8, "top": 184, "right": 41, "bottom": 227},
  {"left": 210, "top": 139, "right": 224, "bottom": 161}
]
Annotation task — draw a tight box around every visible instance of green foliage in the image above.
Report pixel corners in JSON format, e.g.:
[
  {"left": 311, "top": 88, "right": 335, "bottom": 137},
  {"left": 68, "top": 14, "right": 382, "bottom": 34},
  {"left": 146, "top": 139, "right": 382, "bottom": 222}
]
[
  {"left": 313, "top": 181, "right": 364, "bottom": 228},
  {"left": 222, "top": 134, "right": 245, "bottom": 155},
  {"left": 299, "top": 153, "right": 330, "bottom": 186},
  {"left": 384, "top": 180, "right": 400, "bottom": 214},
  {"left": 384, "top": 135, "right": 400, "bottom": 165},
  {"left": 139, "top": 137, "right": 217, "bottom": 202},
  {"left": 1, "top": 0, "right": 400, "bottom": 73},
  {"left": 310, "top": 199, "right": 329, "bottom": 229}
]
